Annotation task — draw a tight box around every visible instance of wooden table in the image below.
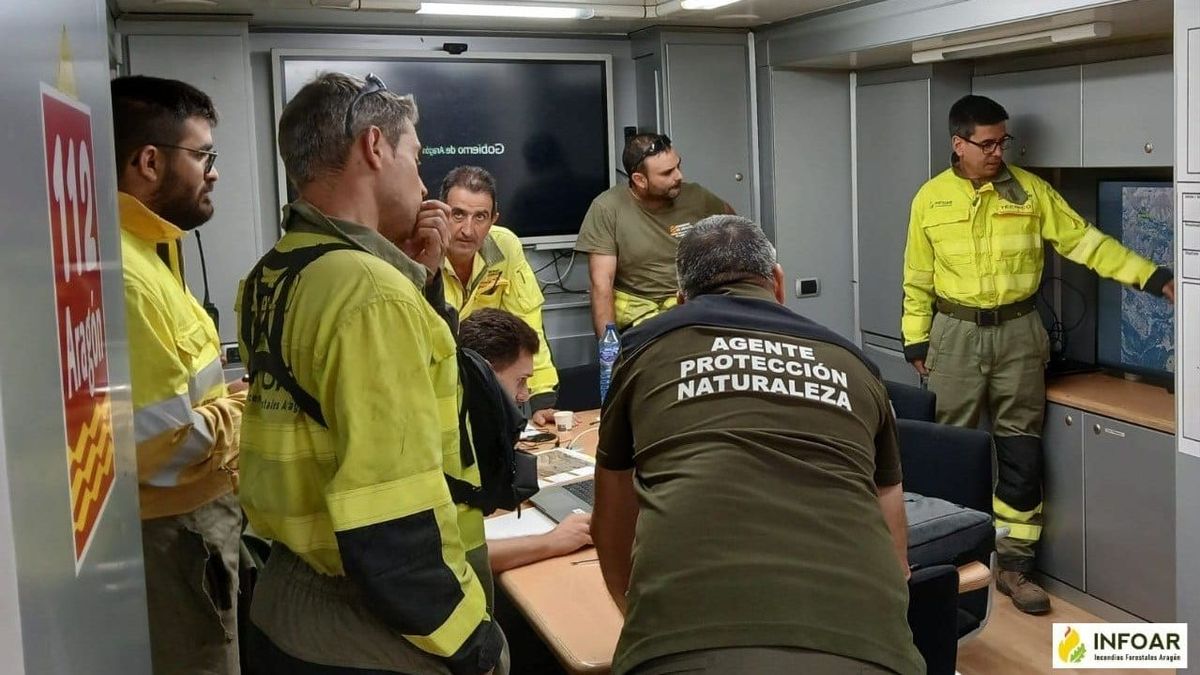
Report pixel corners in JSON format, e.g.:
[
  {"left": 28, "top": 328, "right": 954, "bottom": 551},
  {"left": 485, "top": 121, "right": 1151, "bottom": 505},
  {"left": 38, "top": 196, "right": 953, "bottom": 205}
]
[
  {"left": 1046, "top": 371, "right": 1175, "bottom": 434},
  {"left": 499, "top": 409, "right": 621, "bottom": 674}
]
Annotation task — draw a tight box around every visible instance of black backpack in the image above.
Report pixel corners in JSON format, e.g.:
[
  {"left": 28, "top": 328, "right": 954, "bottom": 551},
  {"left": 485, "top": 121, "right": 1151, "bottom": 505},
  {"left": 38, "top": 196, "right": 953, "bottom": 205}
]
[{"left": 239, "top": 242, "right": 539, "bottom": 516}]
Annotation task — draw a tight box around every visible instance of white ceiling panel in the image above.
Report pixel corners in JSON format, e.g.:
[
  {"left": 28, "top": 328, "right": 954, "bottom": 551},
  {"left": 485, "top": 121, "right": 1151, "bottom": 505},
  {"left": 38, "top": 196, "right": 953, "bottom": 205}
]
[{"left": 112, "top": 0, "right": 859, "bottom": 32}]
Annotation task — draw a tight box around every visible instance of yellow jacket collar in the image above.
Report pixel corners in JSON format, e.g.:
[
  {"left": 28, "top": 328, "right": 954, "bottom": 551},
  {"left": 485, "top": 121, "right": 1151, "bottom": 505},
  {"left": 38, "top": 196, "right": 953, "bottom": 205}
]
[
  {"left": 443, "top": 232, "right": 506, "bottom": 287},
  {"left": 118, "top": 192, "right": 184, "bottom": 243}
]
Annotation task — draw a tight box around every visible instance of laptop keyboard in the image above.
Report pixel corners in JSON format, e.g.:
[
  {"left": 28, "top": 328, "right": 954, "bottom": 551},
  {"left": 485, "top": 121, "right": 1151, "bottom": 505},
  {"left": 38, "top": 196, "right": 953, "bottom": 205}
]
[{"left": 563, "top": 480, "right": 594, "bottom": 505}]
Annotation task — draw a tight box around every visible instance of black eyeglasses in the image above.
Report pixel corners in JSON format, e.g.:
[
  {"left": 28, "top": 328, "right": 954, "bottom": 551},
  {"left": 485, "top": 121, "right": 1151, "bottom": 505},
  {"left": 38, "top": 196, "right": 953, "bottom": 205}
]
[
  {"left": 344, "top": 73, "right": 389, "bottom": 138},
  {"left": 146, "top": 143, "right": 218, "bottom": 174},
  {"left": 628, "top": 134, "right": 672, "bottom": 173},
  {"left": 958, "top": 134, "right": 1015, "bottom": 155}
]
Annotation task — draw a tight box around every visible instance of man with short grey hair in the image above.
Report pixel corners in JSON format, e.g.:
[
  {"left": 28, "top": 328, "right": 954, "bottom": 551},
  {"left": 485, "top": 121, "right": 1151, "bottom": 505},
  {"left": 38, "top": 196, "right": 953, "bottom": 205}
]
[
  {"left": 593, "top": 215, "right": 923, "bottom": 675},
  {"left": 238, "top": 72, "right": 504, "bottom": 674}
]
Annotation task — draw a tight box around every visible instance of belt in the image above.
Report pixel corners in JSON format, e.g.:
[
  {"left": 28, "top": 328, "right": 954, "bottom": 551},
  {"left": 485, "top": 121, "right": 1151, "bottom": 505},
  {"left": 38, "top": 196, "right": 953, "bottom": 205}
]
[{"left": 936, "top": 296, "right": 1037, "bottom": 327}]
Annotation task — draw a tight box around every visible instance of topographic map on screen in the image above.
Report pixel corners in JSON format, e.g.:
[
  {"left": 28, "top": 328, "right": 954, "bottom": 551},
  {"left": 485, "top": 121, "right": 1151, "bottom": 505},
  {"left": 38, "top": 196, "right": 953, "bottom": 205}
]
[{"left": 1119, "top": 186, "right": 1175, "bottom": 373}]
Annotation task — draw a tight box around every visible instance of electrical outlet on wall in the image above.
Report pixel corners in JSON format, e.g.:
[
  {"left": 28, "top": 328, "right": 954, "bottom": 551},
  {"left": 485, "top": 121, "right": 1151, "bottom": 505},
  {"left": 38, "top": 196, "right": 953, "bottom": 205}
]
[{"left": 795, "top": 277, "right": 820, "bottom": 298}]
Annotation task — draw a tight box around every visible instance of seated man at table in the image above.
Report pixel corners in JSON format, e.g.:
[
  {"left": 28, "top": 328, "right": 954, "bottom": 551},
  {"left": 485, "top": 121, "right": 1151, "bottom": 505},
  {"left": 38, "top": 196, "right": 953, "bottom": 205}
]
[
  {"left": 593, "top": 215, "right": 924, "bottom": 675},
  {"left": 459, "top": 308, "right": 592, "bottom": 573}
]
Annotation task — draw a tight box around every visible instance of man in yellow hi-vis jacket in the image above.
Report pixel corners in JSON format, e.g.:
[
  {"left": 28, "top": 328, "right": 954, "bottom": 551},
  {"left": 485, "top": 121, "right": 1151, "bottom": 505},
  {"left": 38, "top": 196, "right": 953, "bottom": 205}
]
[
  {"left": 440, "top": 166, "right": 560, "bottom": 426},
  {"left": 237, "top": 73, "right": 503, "bottom": 674},
  {"left": 112, "top": 76, "right": 244, "bottom": 674},
  {"left": 902, "top": 95, "right": 1175, "bottom": 615}
]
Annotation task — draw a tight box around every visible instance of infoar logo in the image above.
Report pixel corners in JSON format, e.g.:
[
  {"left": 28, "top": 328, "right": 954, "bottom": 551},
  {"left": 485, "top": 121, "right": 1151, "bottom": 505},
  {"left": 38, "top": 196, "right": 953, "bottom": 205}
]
[{"left": 1058, "top": 626, "right": 1087, "bottom": 664}]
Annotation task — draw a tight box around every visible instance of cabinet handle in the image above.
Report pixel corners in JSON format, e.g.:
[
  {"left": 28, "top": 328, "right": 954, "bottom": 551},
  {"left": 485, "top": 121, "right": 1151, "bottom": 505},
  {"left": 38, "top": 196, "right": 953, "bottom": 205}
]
[
  {"left": 1144, "top": 142, "right": 1154, "bottom": 154},
  {"left": 1093, "top": 423, "right": 1102, "bottom": 435},
  {"left": 1065, "top": 415, "right": 1073, "bottom": 426},
  {"left": 734, "top": 172, "right": 744, "bottom": 182}
]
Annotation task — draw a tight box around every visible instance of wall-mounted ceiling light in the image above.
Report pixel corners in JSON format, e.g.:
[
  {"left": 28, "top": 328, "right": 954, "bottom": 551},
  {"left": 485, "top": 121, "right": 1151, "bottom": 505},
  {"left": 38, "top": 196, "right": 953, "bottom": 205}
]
[
  {"left": 417, "top": 2, "right": 594, "bottom": 18},
  {"left": 912, "top": 21, "right": 1112, "bottom": 63},
  {"left": 679, "top": 0, "right": 741, "bottom": 8}
]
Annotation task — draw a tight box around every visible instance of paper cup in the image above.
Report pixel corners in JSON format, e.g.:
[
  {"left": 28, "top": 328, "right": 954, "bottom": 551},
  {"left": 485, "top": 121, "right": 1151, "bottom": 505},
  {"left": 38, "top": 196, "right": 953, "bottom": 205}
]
[{"left": 554, "top": 410, "right": 575, "bottom": 432}]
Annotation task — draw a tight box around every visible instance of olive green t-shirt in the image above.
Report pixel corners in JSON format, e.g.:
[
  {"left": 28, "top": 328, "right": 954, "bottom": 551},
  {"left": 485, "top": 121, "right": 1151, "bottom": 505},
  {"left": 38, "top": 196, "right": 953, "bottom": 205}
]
[
  {"left": 574, "top": 182, "right": 727, "bottom": 299},
  {"left": 597, "top": 283, "right": 923, "bottom": 675}
]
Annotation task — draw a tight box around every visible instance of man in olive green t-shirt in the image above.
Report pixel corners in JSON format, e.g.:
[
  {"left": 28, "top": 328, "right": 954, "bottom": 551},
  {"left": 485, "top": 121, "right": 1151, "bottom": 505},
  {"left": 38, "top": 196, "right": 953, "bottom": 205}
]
[
  {"left": 575, "top": 133, "right": 731, "bottom": 335},
  {"left": 593, "top": 216, "right": 923, "bottom": 675}
]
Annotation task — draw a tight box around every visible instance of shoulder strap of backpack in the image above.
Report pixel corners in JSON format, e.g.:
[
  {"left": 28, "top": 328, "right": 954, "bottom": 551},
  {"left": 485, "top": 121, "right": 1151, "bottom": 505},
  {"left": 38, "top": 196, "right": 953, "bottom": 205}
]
[{"left": 240, "top": 243, "right": 356, "bottom": 428}]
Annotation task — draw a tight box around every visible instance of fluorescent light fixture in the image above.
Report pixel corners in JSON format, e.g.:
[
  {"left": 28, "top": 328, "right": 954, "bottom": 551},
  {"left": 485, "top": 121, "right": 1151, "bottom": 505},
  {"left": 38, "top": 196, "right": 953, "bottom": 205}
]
[
  {"left": 912, "top": 21, "right": 1112, "bottom": 63},
  {"left": 417, "top": 2, "right": 593, "bottom": 18},
  {"left": 680, "top": 0, "right": 741, "bottom": 8}
]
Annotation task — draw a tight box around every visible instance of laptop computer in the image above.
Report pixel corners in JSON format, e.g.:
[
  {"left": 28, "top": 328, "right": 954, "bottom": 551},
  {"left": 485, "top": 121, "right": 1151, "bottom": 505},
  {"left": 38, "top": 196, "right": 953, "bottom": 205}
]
[{"left": 529, "top": 478, "right": 594, "bottom": 523}]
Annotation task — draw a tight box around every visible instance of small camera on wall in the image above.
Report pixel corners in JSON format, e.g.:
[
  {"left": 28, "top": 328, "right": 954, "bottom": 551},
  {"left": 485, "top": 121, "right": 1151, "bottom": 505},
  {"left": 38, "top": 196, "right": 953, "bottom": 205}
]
[{"left": 442, "top": 43, "right": 468, "bottom": 55}]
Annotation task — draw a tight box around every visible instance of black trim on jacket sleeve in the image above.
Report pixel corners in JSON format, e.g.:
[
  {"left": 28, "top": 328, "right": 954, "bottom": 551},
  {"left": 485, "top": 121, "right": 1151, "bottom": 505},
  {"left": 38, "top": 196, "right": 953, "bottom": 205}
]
[
  {"left": 903, "top": 341, "right": 930, "bottom": 363},
  {"left": 336, "top": 511, "right": 499, "bottom": 673},
  {"left": 1141, "top": 267, "right": 1173, "bottom": 297},
  {"left": 528, "top": 391, "right": 557, "bottom": 413}
]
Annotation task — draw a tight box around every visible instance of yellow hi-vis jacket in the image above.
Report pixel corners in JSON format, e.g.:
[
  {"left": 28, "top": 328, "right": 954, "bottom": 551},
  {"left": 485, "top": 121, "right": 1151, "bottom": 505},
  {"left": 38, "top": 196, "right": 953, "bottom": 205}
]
[
  {"left": 444, "top": 226, "right": 558, "bottom": 408},
  {"left": 237, "top": 202, "right": 490, "bottom": 663},
  {"left": 119, "top": 193, "right": 242, "bottom": 520},
  {"left": 901, "top": 164, "right": 1170, "bottom": 360}
]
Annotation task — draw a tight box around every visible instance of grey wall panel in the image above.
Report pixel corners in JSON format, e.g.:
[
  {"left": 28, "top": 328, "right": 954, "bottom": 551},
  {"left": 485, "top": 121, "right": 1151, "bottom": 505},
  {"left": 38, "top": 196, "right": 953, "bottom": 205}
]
[
  {"left": 861, "top": 341, "right": 921, "bottom": 387},
  {"left": 634, "top": 54, "right": 660, "bottom": 133},
  {"left": 856, "top": 78, "right": 929, "bottom": 342},
  {"left": 664, "top": 43, "right": 754, "bottom": 217},
  {"left": 768, "top": 69, "right": 854, "bottom": 338},
  {"left": 1, "top": 0, "right": 152, "bottom": 671},
  {"left": 755, "top": 65, "right": 776, "bottom": 243},
  {"left": 125, "top": 30, "right": 265, "bottom": 344}
]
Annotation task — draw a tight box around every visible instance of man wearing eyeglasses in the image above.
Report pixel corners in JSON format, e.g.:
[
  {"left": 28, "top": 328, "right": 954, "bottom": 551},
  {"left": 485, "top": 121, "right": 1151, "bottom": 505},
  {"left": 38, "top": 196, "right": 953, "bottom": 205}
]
[
  {"left": 111, "top": 75, "right": 244, "bottom": 674},
  {"left": 237, "top": 73, "right": 504, "bottom": 674},
  {"left": 440, "top": 166, "right": 561, "bottom": 426},
  {"left": 901, "top": 94, "right": 1175, "bottom": 615},
  {"left": 576, "top": 133, "right": 733, "bottom": 336}
]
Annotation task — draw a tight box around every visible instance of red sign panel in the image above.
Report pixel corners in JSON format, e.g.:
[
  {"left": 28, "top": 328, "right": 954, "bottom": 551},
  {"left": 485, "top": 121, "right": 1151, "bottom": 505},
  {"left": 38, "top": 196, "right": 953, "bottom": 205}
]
[{"left": 41, "top": 84, "right": 116, "bottom": 570}]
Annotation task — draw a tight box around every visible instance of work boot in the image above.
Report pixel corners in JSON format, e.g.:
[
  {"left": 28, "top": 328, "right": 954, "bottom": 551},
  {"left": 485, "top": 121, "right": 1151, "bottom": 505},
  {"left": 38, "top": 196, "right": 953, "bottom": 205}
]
[{"left": 996, "top": 570, "right": 1051, "bottom": 615}]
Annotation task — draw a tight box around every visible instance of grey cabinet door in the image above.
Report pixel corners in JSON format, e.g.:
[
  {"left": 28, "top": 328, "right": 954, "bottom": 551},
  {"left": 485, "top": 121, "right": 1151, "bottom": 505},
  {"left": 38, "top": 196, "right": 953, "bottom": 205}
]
[
  {"left": 634, "top": 54, "right": 661, "bottom": 133},
  {"left": 1083, "top": 55, "right": 1173, "bottom": 167},
  {"left": 856, "top": 79, "right": 930, "bottom": 341},
  {"left": 1039, "top": 403, "right": 1085, "bottom": 589},
  {"left": 664, "top": 43, "right": 753, "bottom": 217},
  {"left": 1083, "top": 413, "right": 1176, "bottom": 621},
  {"left": 973, "top": 65, "right": 1082, "bottom": 167}
]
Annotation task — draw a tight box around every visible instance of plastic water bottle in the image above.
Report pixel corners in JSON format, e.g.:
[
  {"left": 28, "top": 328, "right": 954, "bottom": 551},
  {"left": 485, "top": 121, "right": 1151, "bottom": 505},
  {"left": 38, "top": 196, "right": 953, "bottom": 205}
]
[{"left": 598, "top": 323, "right": 620, "bottom": 404}]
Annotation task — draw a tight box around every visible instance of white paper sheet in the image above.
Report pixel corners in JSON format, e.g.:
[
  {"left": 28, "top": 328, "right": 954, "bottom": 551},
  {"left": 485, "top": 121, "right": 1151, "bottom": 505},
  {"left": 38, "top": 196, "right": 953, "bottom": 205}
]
[{"left": 484, "top": 509, "right": 556, "bottom": 540}]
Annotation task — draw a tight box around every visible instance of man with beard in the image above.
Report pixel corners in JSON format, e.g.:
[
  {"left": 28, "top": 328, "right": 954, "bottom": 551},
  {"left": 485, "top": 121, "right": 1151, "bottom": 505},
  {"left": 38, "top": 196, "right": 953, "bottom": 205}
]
[
  {"left": 901, "top": 94, "right": 1175, "bottom": 614},
  {"left": 111, "top": 75, "right": 245, "bottom": 673},
  {"left": 575, "top": 134, "right": 732, "bottom": 335}
]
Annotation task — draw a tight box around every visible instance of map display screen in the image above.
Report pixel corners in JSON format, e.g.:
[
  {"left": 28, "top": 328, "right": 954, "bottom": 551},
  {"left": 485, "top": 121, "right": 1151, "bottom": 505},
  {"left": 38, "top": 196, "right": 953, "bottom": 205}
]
[{"left": 1095, "top": 181, "right": 1175, "bottom": 378}]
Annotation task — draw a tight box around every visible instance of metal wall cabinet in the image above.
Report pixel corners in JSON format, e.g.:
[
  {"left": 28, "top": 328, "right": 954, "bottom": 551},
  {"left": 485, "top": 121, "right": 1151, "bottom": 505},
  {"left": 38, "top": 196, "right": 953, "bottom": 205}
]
[
  {"left": 855, "top": 65, "right": 970, "bottom": 351},
  {"left": 1040, "top": 402, "right": 1086, "bottom": 590},
  {"left": 973, "top": 65, "right": 1083, "bottom": 168},
  {"left": 631, "top": 29, "right": 754, "bottom": 218},
  {"left": 1082, "top": 54, "right": 1174, "bottom": 167},
  {"left": 1083, "top": 412, "right": 1176, "bottom": 622}
]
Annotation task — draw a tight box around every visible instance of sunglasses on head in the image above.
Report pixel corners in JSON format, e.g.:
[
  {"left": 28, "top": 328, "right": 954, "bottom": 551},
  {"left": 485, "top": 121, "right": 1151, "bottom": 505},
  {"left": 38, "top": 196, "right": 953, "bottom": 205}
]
[
  {"left": 344, "top": 73, "right": 389, "bottom": 138},
  {"left": 629, "top": 134, "right": 672, "bottom": 174}
]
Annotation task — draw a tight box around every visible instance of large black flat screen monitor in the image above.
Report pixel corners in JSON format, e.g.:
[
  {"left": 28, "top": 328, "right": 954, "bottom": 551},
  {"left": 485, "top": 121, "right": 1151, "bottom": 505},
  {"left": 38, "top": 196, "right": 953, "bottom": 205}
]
[
  {"left": 1095, "top": 180, "right": 1174, "bottom": 379},
  {"left": 275, "top": 52, "right": 613, "bottom": 245}
]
